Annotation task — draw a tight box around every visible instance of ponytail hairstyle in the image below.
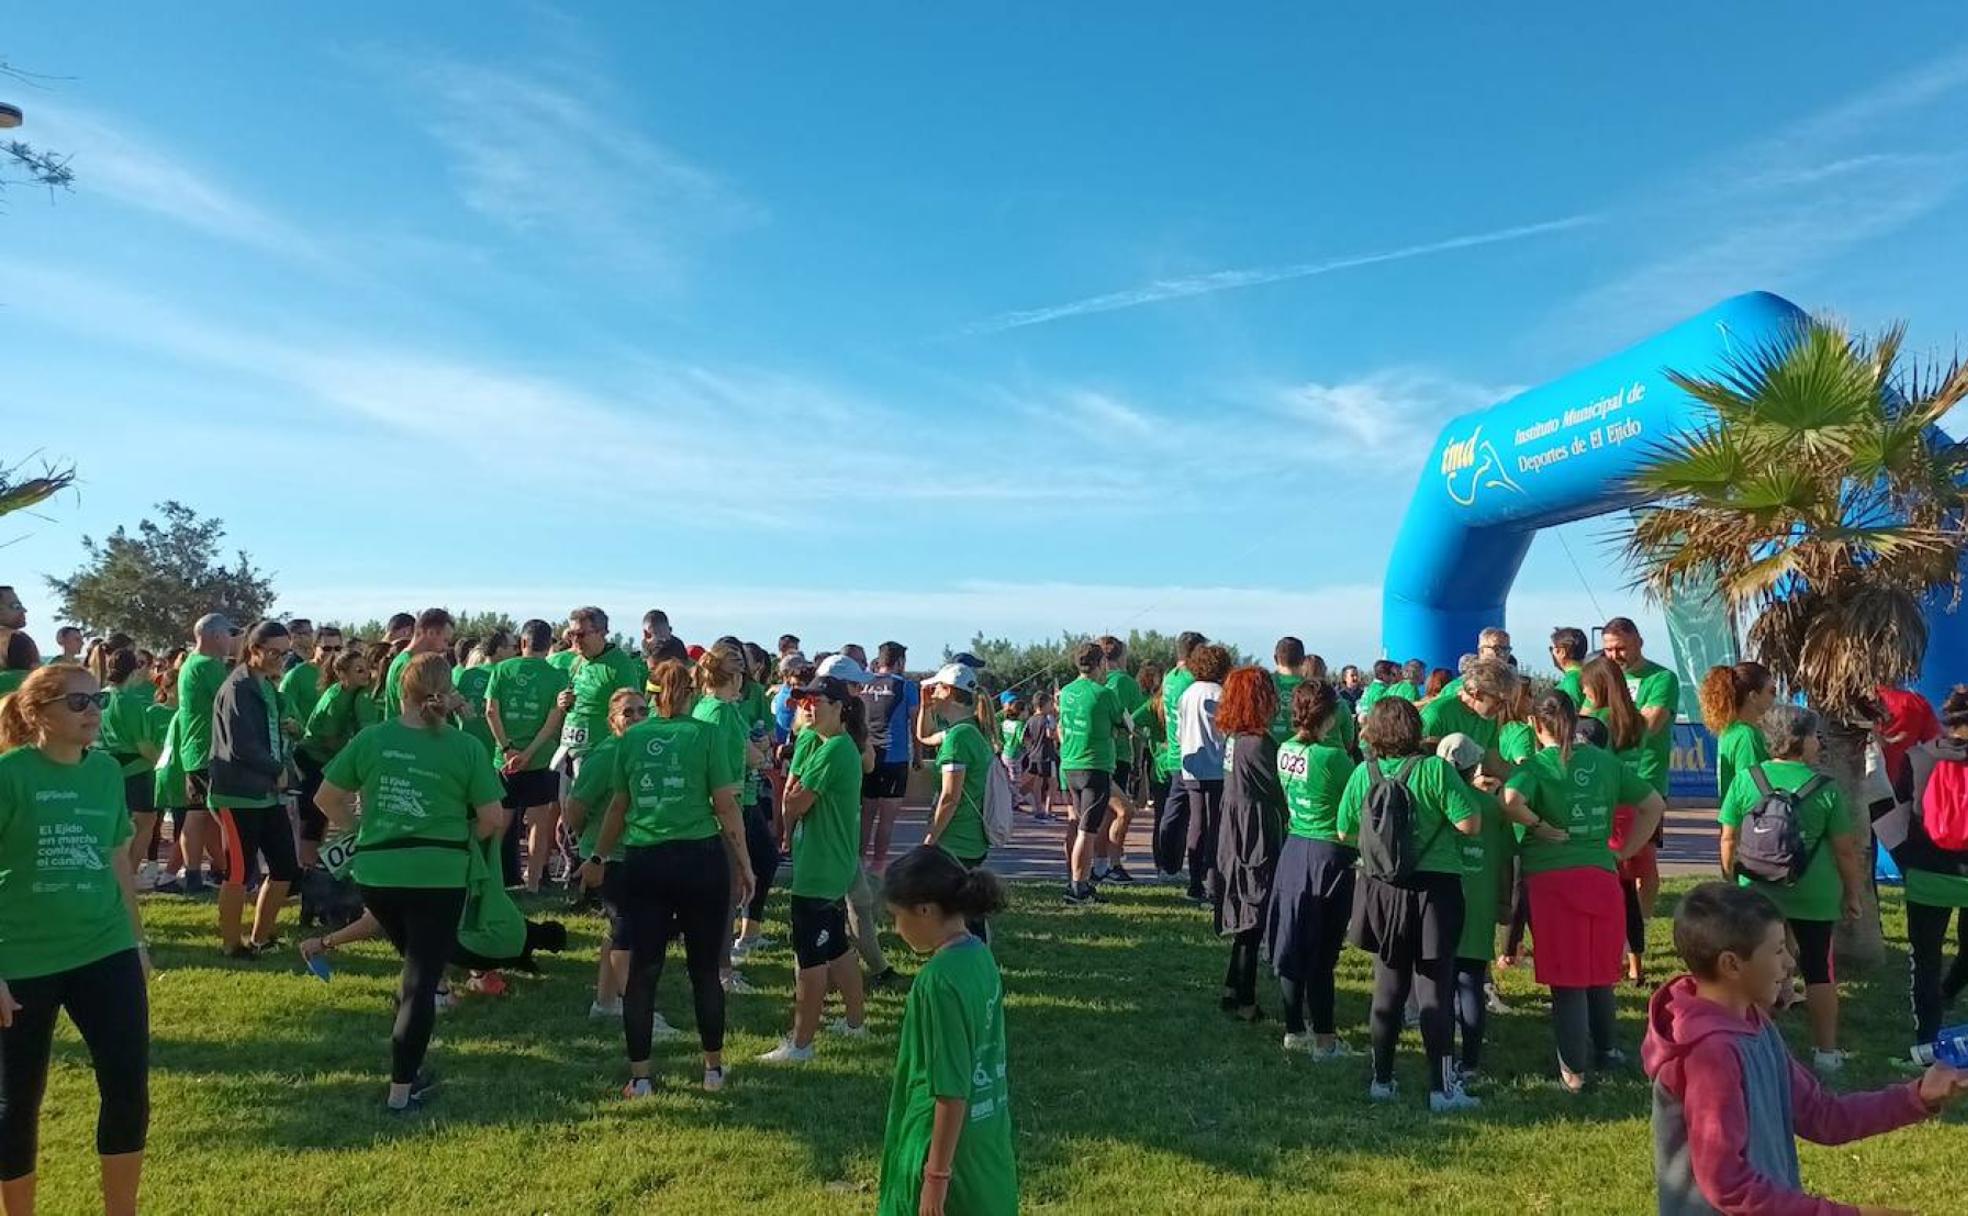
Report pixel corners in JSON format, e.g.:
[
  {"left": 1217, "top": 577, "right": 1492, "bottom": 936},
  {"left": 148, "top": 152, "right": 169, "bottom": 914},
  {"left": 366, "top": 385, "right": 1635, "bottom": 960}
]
[
  {"left": 1291, "top": 677, "right": 1338, "bottom": 744},
  {"left": 1699, "top": 661, "right": 1772, "bottom": 734},
  {"left": 399, "top": 653, "right": 459, "bottom": 730},
  {"left": 0, "top": 665, "right": 95, "bottom": 750},
  {"left": 1578, "top": 656, "right": 1643, "bottom": 751},
  {"left": 1529, "top": 689, "right": 1579, "bottom": 765},
  {"left": 647, "top": 659, "right": 695, "bottom": 720},
  {"left": 881, "top": 844, "right": 1008, "bottom": 920},
  {"left": 693, "top": 645, "right": 744, "bottom": 697},
  {"left": 106, "top": 648, "right": 142, "bottom": 687},
  {"left": 453, "top": 637, "right": 479, "bottom": 668},
  {"left": 88, "top": 632, "right": 135, "bottom": 686}
]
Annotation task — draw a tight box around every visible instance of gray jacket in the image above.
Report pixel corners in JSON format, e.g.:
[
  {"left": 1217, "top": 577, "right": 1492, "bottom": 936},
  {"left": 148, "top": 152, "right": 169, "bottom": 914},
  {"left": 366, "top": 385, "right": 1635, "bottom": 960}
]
[{"left": 211, "top": 664, "right": 284, "bottom": 803}]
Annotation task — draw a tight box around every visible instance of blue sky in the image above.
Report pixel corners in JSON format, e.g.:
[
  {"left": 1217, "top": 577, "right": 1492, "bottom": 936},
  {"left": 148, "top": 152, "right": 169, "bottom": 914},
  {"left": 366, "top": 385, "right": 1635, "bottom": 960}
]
[{"left": 5, "top": 5, "right": 1967, "bottom": 663}]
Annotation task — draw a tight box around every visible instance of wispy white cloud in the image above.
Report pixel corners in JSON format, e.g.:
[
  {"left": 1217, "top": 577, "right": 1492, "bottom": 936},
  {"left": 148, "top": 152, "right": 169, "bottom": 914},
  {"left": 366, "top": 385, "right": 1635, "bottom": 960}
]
[
  {"left": 23, "top": 103, "right": 325, "bottom": 261},
  {"left": 958, "top": 214, "right": 1603, "bottom": 335},
  {"left": 1268, "top": 370, "right": 1516, "bottom": 466}
]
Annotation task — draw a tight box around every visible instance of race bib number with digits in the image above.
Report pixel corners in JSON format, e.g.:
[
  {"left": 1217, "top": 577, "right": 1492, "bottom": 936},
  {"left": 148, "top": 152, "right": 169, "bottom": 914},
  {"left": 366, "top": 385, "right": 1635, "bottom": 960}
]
[{"left": 321, "top": 831, "right": 360, "bottom": 879}]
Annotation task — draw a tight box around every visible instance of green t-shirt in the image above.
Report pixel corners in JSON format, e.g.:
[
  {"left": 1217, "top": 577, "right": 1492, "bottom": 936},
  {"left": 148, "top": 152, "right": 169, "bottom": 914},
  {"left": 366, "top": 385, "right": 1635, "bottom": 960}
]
[
  {"left": 1556, "top": 667, "right": 1584, "bottom": 708},
  {"left": 1270, "top": 674, "right": 1304, "bottom": 744},
  {"left": 1906, "top": 866, "right": 1968, "bottom": 908},
  {"left": 547, "top": 649, "right": 579, "bottom": 675},
  {"left": 1324, "top": 699, "right": 1358, "bottom": 755},
  {"left": 453, "top": 664, "right": 496, "bottom": 755},
  {"left": 484, "top": 655, "right": 570, "bottom": 772},
  {"left": 1356, "top": 681, "right": 1391, "bottom": 715},
  {"left": 563, "top": 646, "right": 648, "bottom": 759},
  {"left": 612, "top": 712, "right": 736, "bottom": 849},
  {"left": 1717, "top": 759, "right": 1853, "bottom": 922},
  {"left": 278, "top": 661, "right": 321, "bottom": 733},
  {"left": 1715, "top": 720, "right": 1768, "bottom": 806},
  {"left": 100, "top": 686, "right": 157, "bottom": 775},
  {"left": 691, "top": 693, "right": 751, "bottom": 814},
  {"left": 210, "top": 674, "right": 282, "bottom": 809},
  {"left": 1592, "top": 714, "right": 1669, "bottom": 803},
  {"left": 322, "top": 719, "right": 502, "bottom": 889},
  {"left": 1623, "top": 658, "right": 1680, "bottom": 797},
  {"left": 175, "top": 652, "right": 228, "bottom": 773},
  {"left": 1103, "top": 671, "right": 1147, "bottom": 768},
  {"left": 933, "top": 720, "right": 992, "bottom": 861},
  {"left": 1499, "top": 721, "right": 1537, "bottom": 765},
  {"left": 789, "top": 730, "right": 862, "bottom": 900},
  {"left": 0, "top": 670, "right": 27, "bottom": 699},
  {"left": 1419, "top": 693, "right": 1500, "bottom": 754},
  {"left": 999, "top": 718, "right": 1027, "bottom": 761},
  {"left": 382, "top": 648, "right": 415, "bottom": 720},
  {"left": 300, "top": 683, "right": 376, "bottom": 764},
  {"left": 1504, "top": 744, "right": 1652, "bottom": 875},
  {"left": 1277, "top": 738, "right": 1356, "bottom": 842},
  {"left": 1057, "top": 676, "right": 1121, "bottom": 774},
  {"left": 1457, "top": 786, "right": 1513, "bottom": 961},
  {"left": 566, "top": 733, "right": 627, "bottom": 862},
  {"left": 1335, "top": 755, "right": 1476, "bottom": 875},
  {"left": 1389, "top": 681, "right": 1420, "bottom": 703},
  {"left": 878, "top": 937, "right": 1018, "bottom": 1216},
  {"left": 1160, "top": 667, "right": 1196, "bottom": 777},
  {"left": 0, "top": 747, "right": 136, "bottom": 980},
  {"left": 740, "top": 681, "right": 771, "bottom": 805}
]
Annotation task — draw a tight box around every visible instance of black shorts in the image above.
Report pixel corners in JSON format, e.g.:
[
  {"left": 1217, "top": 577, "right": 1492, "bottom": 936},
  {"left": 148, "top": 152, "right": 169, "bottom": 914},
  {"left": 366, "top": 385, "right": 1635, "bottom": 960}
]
[
  {"left": 123, "top": 771, "right": 156, "bottom": 816},
  {"left": 214, "top": 804, "right": 300, "bottom": 885},
  {"left": 862, "top": 761, "right": 909, "bottom": 800},
  {"left": 789, "top": 894, "right": 851, "bottom": 970},
  {"left": 1789, "top": 917, "right": 1836, "bottom": 986},
  {"left": 1067, "top": 770, "right": 1112, "bottom": 833},
  {"left": 186, "top": 770, "right": 211, "bottom": 812},
  {"left": 503, "top": 766, "right": 559, "bottom": 810}
]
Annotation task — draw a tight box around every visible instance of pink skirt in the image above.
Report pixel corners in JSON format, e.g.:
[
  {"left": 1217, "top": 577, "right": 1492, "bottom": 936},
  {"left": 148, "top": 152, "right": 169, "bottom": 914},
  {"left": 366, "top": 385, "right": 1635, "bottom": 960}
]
[{"left": 1526, "top": 867, "right": 1624, "bottom": 989}]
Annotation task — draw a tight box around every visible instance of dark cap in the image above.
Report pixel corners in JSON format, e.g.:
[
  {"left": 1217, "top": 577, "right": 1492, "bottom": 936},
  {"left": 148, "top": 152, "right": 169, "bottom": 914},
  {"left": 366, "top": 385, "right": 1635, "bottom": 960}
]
[
  {"left": 950, "top": 651, "right": 988, "bottom": 670},
  {"left": 791, "top": 674, "right": 855, "bottom": 704}
]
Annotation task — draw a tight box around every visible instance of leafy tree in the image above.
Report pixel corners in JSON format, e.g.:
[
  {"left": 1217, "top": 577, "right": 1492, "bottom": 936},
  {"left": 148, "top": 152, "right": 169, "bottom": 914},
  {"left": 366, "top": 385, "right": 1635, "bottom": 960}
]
[
  {"left": 948, "top": 628, "right": 1248, "bottom": 699},
  {"left": 2, "top": 61, "right": 76, "bottom": 205},
  {"left": 47, "top": 501, "right": 276, "bottom": 649},
  {"left": 1627, "top": 318, "right": 1968, "bottom": 966}
]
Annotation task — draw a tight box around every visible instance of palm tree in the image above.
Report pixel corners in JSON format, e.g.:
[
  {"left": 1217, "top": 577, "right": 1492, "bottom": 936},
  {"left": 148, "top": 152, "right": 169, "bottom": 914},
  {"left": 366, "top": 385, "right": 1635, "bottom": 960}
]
[
  {"left": 1626, "top": 317, "right": 1968, "bottom": 967},
  {"left": 0, "top": 456, "right": 72, "bottom": 521}
]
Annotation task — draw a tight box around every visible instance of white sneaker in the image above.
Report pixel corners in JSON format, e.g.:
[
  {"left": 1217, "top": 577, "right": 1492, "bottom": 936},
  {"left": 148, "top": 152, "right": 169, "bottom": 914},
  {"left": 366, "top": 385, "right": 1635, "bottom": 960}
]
[
  {"left": 589, "top": 1000, "right": 622, "bottom": 1019},
  {"left": 1485, "top": 983, "right": 1510, "bottom": 1015},
  {"left": 757, "top": 1038, "right": 815, "bottom": 1063},
  {"left": 651, "top": 1013, "right": 682, "bottom": 1041},
  {"left": 1813, "top": 1048, "right": 1850, "bottom": 1075},
  {"left": 732, "top": 935, "right": 773, "bottom": 960},
  {"left": 827, "top": 1018, "right": 869, "bottom": 1038},
  {"left": 723, "top": 972, "right": 758, "bottom": 995},
  {"left": 1282, "top": 1032, "right": 1319, "bottom": 1054},
  {"left": 1312, "top": 1039, "right": 1360, "bottom": 1063},
  {"left": 1430, "top": 1083, "right": 1481, "bottom": 1114},
  {"left": 1368, "top": 1079, "right": 1399, "bottom": 1103},
  {"left": 703, "top": 1065, "right": 726, "bottom": 1092}
]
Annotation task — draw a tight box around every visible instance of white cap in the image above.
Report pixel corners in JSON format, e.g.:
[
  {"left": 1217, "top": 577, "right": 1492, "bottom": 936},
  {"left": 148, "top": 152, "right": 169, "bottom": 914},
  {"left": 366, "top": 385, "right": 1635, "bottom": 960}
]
[
  {"left": 922, "top": 663, "right": 979, "bottom": 693},
  {"left": 816, "top": 654, "right": 875, "bottom": 685},
  {"left": 1436, "top": 732, "right": 1484, "bottom": 772}
]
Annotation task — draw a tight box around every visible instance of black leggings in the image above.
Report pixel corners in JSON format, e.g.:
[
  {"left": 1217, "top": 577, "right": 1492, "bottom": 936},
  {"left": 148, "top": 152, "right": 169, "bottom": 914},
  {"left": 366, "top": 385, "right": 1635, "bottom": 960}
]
[
  {"left": 743, "top": 800, "right": 779, "bottom": 923},
  {"left": 1504, "top": 872, "right": 1531, "bottom": 958},
  {"left": 1223, "top": 927, "right": 1262, "bottom": 1010},
  {"left": 500, "top": 806, "right": 525, "bottom": 889},
  {"left": 0, "top": 949, "right": 149, "bottom": 1180},
  {"left": 1151, "top": 777, "right": 1186, "bottom": 876},
  {"left": 1181, "top": 779, "right": 1223, "bottom": 899},
  {"left": 361, "top": 884, "right": 466, "bottom": 1084},
  {"left": 1453, "top": 960, "right": 1490, "bottom": 1073},
  {"left": 1907, "top": 901, "right": 1968, "bottom": 1044},
  {"left": 1552, "top": 985, "right": 1618, "bottom": 1076},
  {"left": 622, "top": 837, "right": 731, "bottom": 1062},
  {"left": 1278, "top": 875, "right": 1353, "bottom": 1037},
  {"left": 1370, "top": 953, "right": 1456, "bottom": 1095},
  {"left": 1622, "top": 881, "right": 1645, "bottom": 958}
]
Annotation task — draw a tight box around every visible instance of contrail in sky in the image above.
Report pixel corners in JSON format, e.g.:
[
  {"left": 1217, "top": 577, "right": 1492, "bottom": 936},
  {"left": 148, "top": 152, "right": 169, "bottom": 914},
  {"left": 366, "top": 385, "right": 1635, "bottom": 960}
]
[{"left": 958, "top": 213, "right": 1604, "bottom": 335}]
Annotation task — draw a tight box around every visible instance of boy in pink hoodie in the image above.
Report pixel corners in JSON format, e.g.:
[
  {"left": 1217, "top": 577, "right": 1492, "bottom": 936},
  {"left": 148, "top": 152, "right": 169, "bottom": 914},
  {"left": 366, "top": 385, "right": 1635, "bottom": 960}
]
[{"left": 1645, "top": 883, "right": 1967, "bottom": 1214}]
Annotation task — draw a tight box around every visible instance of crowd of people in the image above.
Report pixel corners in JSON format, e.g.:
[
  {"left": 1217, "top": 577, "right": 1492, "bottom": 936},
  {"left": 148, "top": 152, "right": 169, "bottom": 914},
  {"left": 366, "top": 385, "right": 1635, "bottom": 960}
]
[{"left": 0, "top": 581, "right": 1965, "bottom": 1215}]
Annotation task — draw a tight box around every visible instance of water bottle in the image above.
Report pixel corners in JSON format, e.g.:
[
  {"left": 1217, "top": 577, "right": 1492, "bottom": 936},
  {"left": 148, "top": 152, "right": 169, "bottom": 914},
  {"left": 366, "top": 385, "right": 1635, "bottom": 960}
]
[{"left": 1910, "top": 1025, "right": 1968, "bottom": 1069}]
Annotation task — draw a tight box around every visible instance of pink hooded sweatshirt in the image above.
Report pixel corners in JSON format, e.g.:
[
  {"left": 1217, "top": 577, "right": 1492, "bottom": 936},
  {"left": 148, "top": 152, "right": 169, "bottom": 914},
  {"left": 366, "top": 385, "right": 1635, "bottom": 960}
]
[{"left": 1642, "top": 975, "right": 1931, "bottom": 1214}]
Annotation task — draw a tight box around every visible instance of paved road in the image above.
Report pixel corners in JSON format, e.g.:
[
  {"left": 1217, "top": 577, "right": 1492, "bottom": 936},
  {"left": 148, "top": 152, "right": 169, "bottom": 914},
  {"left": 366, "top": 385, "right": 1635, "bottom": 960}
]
[{"left": 883, "top": 800, "right": 1722, "bottom": 883}]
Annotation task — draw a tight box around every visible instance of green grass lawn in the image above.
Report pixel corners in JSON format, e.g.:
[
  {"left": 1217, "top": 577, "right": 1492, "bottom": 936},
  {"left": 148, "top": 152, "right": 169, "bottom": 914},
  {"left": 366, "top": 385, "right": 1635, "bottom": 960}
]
[{"left": 23, "top": 879, "right": 1964, "bottom": 1213}]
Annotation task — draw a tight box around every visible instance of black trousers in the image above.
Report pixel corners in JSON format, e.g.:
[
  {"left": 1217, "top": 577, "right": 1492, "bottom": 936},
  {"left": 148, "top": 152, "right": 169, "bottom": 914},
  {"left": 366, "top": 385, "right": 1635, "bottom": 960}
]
[
  {"left": 743, "top": 799, "right": 780, "bottom": 923},
  {"left": 1371, "top": 952, "right": 1456, "bottom": 1095},
  {"left": 1181, "top": 779, "right": 1224, "bottom": 899},
  {"left": 1454, "top": 959, "right": 1490, "bottom": 1072},
  {"left": 1223, "top": 926, "right": 1262, "bottom": 1009},
  {"left": 1151, "top": 776, "right": 1186, "bottom": 876},
  {"left": 1907, "top": 901, "right": 1968, "bottom": 1044},
  {"left": 500, "top": 804, "right": 525, "bottom": 889},
  {"left": 622, "top": 837, "right": 731, "bottom": 1062},
  {"left": 1552, "top": 986, "right": 1619, "bottom": 1076},
  {"left": 0, "top": 949, "right": 149, "bottom": 1179},
  {"left": 361, "top": 884, "right": 466, "bottom": 1084}
]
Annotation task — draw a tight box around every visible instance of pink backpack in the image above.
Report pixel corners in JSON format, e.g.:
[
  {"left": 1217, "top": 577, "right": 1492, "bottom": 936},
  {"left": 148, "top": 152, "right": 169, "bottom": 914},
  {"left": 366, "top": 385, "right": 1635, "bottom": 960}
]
[{"left": 1921, "top": 758, "right": 1968, "bottom": 852}]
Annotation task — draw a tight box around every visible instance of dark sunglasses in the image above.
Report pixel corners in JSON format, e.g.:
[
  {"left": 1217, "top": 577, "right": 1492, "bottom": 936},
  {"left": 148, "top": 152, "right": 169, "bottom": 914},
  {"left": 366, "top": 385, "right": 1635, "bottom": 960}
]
[
  {"left": 620, "top": 706, "right": 650, "bottom": 721},
  {"left": 42, "top": 691, "right": 110, "bottom": 712}
]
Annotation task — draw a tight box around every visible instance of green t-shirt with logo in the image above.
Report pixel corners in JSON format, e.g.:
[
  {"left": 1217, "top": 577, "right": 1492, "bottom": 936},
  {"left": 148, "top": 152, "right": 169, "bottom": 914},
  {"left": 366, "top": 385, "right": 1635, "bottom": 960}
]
[
  {"left": 1270, "top": 674, "right": 1304, "bottom": 744},
  {"left": 278, "top": 661, "right": 321, "bottom": 733},
  {"left": 1103, "top": 671, "right": 1146, "bottom": 768},
  {"left": 1420, "top": 693, "right": 1499, "bottom": 754},
  {"left": 211, "top": 674, "right": 282, "bottom": 809},
  {"left": 1159, "top": 667, "right": 1196, "bottom": 778},
  {"left": 999, "top": 718, "right": 1027, "bottom": 762},
  {"left": 790, "top": 730, "right": 862, "bottom": 900},
  {"left": 1718, "top": 759, "right": 1853, "bottom": 922},
  {"left": 175, "top": 652, "right": 228, "bottom": 773},
  {"left": 566, "top": 733, "right": 627, "bottom": 862},
  {"left": 1457, "top": 785, "right": 1514, "bottom": 961},
  {"left": 1057, "top": 676, "right": 1120, "bottom": 774},
  {"left": 484, "top": 655, "right": 570, "bottom": 772},
  {"left": 612, "top": 712, "right": 737, "bottom": 849},
  {"left": 1499, "top": 720, "right": 1537, "bottom": 765},
  {"left": 322, "top": 719, "right": 503, "bottom": 889},
  {"left": 1335, "top": 755, "right": 1476, "bottom": 875},
  {"left": 301, "top": 683, "right": 376, "bottom": 764},
  {"left": 1623, "top": 658, "right": 1679, "bottom": 797},
  {"left": 1504, "top": 744, "right": 1652, "bottom": 875},
  {"left": 100, "top": 686, "right": 157, "bottom": 776},
  {"left": 453, "top": 664, "right": 496, "bottom": 756},
  {"left": 1715, "top": 720, "right": 1768, "bottom": 806},
  {"left": 878, "top": 936, "right": 1018, "bottom": 1216},
  {"left": 564, "top": 646, "right": 648, "bottom": 760},
  {"left": 0, "top": 748, "right": 137, "bottom": 980},
  {"left": 933, "top": 719, "right": 992, "bottom": 861},
  {"left": 1276, "top": 738, "right": 1356, "bottom": 842},
  {"left": 1592, "top": 708, "right": 1670, "bottom": 797}
]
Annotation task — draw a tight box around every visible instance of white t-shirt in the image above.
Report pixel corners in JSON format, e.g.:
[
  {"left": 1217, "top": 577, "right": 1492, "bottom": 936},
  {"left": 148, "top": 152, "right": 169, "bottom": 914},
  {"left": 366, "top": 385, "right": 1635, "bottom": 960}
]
[{"left": 1178, "top": 681, "right": 1225, "bottom": 781}]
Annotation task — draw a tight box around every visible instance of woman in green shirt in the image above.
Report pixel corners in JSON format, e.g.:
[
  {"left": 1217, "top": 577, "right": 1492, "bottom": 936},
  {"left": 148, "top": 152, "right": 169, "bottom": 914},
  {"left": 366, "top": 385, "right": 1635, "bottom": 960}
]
[
  {"left": 1335, "top": 698, "right": 1484, "bottom": 1111},
  {"left": 1900, "top": 687, "right": 1968, "bottom": 1050},
  {"left": 99, "top": 649, "right": 162, "bottom": 875},
  {"left": 878, "top": 847, "right": 1017, "bottom": 1216},
  {"left": 1699, "top": 661, "right": 1774, "bottom": 805},
  {"left": 1717, "top": 703, "right": 1862, "bottom": 1071},
  {"left": 316, "top": 654, "right": 506, "bottom": 1113},
  {"left": 0, "top": 664, "right": 150, "bottom": 1213},
  {"left": 691, "top": 646, "right": 767, "bottom": 994},
  {"left": 577, "top": 660, "right": 751, "bottom": 1095},
  {"left": 1579, "top": 656, "right": 1659, "bottom": 987},
  {"left": 563, "top": 687, "right": 649, "bottom": 1021},
  {"left": 1265, "top": 679, "right": 1359, "bottom": 1059},
  {"left": 295, "top": 648, "right": 376, "bottom": 869}
]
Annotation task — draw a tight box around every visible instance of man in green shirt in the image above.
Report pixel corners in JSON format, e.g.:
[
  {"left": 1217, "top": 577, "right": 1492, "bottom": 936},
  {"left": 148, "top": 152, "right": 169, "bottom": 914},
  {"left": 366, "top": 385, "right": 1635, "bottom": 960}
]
[
  {"left": 554, "top": 606, "right": 648, "bottom": 781},
  {"left": 1601, "top": 617, "right": 1679, "bottom": 955},
  {"left": 486, "top": 619, "right": 571, "bottom": 892},
  {"left": 1549, "top": 626, "right": 1588, "bottom": 709},
  {"left": 1270, "top": 637, "right": 1307, "bottom": 746},
  {"left": 1436, "top": 628, "right": 1513, "bottom": 703},
  {"left": 159, "top": 612, "right": 234, "bottom": 896},
  {"left": 276, "top": 622, "right": 337, "bottom": 742},
  {"left": 1095, "top": 635, "right": 1146, "bottom": 885},
  {"left": 1058, "top": 641, "right": 1128, "bottom": 905},
  {"left": 1152, "top": 631, "right": 1204, "bottom": 879},
  {"left": 383, "top": 608, "right": 455, "bottom": 720}
]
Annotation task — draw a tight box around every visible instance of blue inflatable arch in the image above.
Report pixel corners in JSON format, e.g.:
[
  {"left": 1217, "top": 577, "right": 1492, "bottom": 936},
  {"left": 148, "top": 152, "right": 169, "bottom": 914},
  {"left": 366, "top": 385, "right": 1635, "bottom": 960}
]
[{"left": 1381, "top": 291, "right": 1968, "bottom": 706}]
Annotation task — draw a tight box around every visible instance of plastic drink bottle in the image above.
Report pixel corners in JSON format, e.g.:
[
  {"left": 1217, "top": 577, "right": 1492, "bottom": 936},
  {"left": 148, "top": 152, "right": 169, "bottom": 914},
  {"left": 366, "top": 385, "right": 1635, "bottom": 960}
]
[{"left": 1910, "top": 1025, "right": 1968, "bottom": 1068}]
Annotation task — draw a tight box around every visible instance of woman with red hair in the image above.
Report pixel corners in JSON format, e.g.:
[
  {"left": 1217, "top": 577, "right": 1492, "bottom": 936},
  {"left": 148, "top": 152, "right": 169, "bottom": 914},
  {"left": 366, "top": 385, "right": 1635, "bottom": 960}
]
[{"left": 1211, "top": 666, "right": 1285, "bottom": 1021}]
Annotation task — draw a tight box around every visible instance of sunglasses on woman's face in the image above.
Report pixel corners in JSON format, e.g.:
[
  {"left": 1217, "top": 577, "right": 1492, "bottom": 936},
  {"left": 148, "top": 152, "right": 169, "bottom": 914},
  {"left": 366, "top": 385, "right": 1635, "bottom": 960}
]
[
  {"left": 621, "top": 706, "right": 649, "bottom": 721},
  {"left": 42, "top": 691, "right": 110, "bottom": 712}
]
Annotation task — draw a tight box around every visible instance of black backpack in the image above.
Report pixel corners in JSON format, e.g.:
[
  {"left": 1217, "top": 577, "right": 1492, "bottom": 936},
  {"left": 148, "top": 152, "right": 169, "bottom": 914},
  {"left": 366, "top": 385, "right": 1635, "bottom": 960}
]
[
  {"left": 1359, "top": 757, "right": 1440, "bottom": 882},
  {"left": 1736, "top": 768, "right": 1830, "bottom": 885}
]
